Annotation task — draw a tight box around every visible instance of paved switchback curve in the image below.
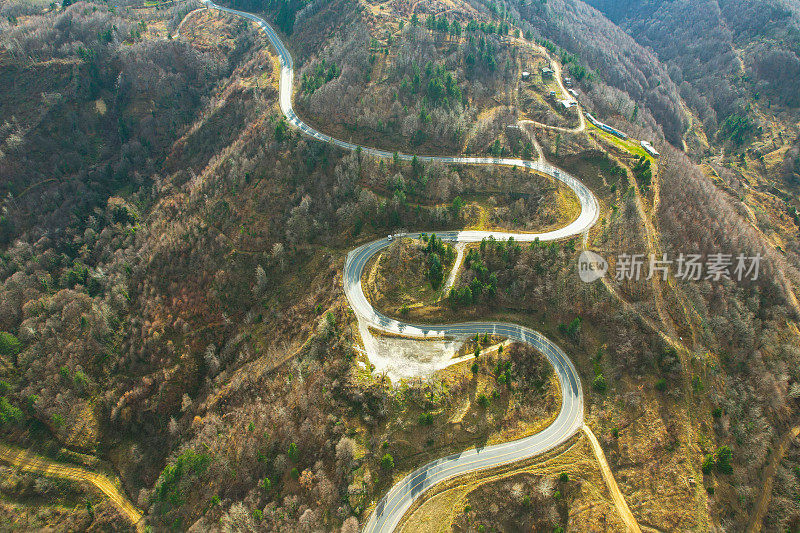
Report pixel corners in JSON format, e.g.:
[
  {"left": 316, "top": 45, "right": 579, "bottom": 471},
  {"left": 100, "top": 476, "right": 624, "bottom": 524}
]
[{"left": 195, "top": 2, "right": 599, "bottom": 531}]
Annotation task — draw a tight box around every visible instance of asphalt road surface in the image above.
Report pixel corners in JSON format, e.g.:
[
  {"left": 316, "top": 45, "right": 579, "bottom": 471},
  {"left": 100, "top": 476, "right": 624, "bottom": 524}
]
[
  {"left": 196, "top": 3, "right": 599, "bottom": 531},
  {"left": 344, "top": 233, "right": 586, "bottom": 532}
]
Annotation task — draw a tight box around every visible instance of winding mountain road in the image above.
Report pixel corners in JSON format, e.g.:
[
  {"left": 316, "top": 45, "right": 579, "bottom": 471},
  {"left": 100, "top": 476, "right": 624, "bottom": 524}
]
[
  {"left": 195, "top": 2, "right": 602, "bottom": 531},
  {"left": 345, "top": 235, "right": 586, "bottom": 532}
]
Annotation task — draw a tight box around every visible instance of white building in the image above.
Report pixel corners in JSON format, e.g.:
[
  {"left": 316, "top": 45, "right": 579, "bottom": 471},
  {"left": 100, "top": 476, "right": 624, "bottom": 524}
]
[{"left": 640, "top": 140, "right": 660, "bottom": 157}]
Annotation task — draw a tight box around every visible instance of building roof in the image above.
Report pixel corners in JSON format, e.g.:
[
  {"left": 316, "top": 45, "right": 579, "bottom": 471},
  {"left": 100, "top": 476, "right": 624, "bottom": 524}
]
[{"left": 640, "top": 140, "right": 660, "bottom": 156}]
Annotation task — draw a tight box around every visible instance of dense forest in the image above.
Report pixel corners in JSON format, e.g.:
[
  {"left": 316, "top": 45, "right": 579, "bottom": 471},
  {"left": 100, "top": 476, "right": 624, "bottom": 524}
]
[
  {"left": 584, "top": 0, "right": 800, "bottom": 138},
  {"left": 1, "top": 0, "right": 800, "bottom": 530}
]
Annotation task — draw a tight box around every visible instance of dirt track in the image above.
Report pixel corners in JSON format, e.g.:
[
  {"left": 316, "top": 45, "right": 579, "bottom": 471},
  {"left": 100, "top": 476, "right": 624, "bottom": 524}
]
[
  {"left": 0, "top": 442, "right": 143, "bottom": 530},
  {"left": 582, "top": 425, "right": 642, "bottom": 533}
]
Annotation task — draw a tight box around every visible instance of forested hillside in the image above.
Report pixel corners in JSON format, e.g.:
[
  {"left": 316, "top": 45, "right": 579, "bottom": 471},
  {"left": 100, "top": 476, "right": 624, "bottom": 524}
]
[
  {"left": 585, "top": 0, "right": 800, "bottom": 138},
  {"left": 1, "top": 0, "right": 800, "bottom": 531},
  {"left": 0, "top": 2, "right": 231, "bottom": 242}
]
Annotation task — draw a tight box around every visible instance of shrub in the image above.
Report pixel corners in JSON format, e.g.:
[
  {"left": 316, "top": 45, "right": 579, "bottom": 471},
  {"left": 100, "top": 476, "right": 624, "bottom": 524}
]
[
  {"left": 0, "top": 332, "right": 21, "bottom": 357},
  {"left": 287, "top": 442, "right": 299, "bottom": 462},
  {"left": 73, "top": 370, "right": 88, "bottom": 390},
  {"left": 715, "top": 446, "right": 733, "bottom": 474},
  {"left": 111, "top": 202, "right": 138, "bottom": 225},
  {"left": 719, "top": 113, "right": 754, "bottom": 145},
  {"left": 702, "top": 453, "right": 715, "bottom": 474},
  {"left": 655, "top": 378, "right": 667, "bottom": 391},
  {"left": 274, "top": 119, "right": 288, "bottom": 141},
  {"left": 592, "top": 374, "right": 607, "bottom": 392},
  {"left": 154, "top": 449, "right": 211, "bottom": 505},
  {"left": 0, "top": 397, "right": 23, "bottom": 425},
  {"left": 476, "top": 393, "right": 490, "bottom": 408},
  {"left": 380, "top": 453, "right": 394, "bottom": 471},
  {"left": 633, "top": 156, "right": 653, "bottom": 187},
  {"left": 450, "top": 196, "right": 464, "bottom": 217},
  {"left": 558, "top": 317, "right": 582, "bottom": 341},
  {"left": 448, "top": 285, "right": 473, "bottom": 308},
  {"left": 324, "top": 312, "right": 336, "bottom": 336},
  {"left": 427, "top": 253, "right": 444, "bottom": 289}
]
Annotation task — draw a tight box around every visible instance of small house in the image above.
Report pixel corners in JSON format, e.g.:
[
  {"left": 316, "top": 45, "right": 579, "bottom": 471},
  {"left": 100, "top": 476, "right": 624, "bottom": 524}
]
[
  {"left": 541, "top": 67, "right": 554, "bottom": 78},
  {"left": 521, "top": 71, "right": 531, "bottom": 81},
  {"left": 563, "top": 77, "right": 573, "bottom": 87}
]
